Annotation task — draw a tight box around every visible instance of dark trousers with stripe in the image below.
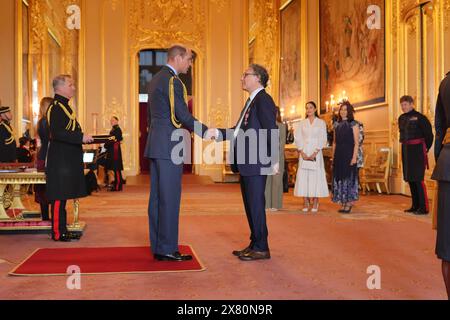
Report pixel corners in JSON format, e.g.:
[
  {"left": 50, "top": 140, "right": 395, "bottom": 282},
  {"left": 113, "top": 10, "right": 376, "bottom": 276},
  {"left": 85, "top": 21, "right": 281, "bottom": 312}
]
[
  {"left": 240, "top": 175, "right": 269, "bottom": 252},
  {"left": 112, "top": 169, "right": 124, "bottom": 191},
  {"left": 148, "top": 159, "right": 183, "bottom": 255},
  {"left": 409, "top": 181, "right": 429, "bottom": 211},
  {"left": 51, "top": 200, "right": 67, "bottom": 240}
]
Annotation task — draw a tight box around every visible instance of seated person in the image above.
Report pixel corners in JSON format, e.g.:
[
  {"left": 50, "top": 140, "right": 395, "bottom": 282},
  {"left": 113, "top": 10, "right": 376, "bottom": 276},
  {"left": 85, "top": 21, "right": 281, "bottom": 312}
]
[{"left": 16, "top": 136, "right": 32, "bottom": 163}]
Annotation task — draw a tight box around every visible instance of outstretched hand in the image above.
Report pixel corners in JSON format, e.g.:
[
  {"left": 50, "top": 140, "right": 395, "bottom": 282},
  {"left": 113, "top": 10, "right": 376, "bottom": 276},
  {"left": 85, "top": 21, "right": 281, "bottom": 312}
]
[{"left": 83, "top": 134, "right": 94, "bottom": 144}]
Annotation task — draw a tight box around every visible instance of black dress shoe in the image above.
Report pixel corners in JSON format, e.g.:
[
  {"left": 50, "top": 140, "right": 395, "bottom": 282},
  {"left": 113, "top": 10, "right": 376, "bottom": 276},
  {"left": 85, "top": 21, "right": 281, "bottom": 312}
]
[
  {"left": 154, "top": 251, "right": 193, "bottom": 261},
  {"left": 52, "top": 234, "right": 71, "bottom": 242},
  {"left": 238, "top": 250, "right": 271, "bottom": 261},
  {"left": 404, "top": 207, "right": 418, "bottom": 213},
  {"left": 232, "top": 246, "right": 252, "bottom": 257},
  {"left": 414, "top": 208, "right": 429, "bottom": 215}
]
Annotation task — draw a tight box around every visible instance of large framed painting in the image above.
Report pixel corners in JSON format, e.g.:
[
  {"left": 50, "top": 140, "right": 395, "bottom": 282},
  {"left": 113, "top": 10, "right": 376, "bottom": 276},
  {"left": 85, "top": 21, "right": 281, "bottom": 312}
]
[
  {"left": 320, "top": 0, "right": 385, "bottom": 111},
  {"left": 279, "top": 0, "right": 302, "bottom": 113}
]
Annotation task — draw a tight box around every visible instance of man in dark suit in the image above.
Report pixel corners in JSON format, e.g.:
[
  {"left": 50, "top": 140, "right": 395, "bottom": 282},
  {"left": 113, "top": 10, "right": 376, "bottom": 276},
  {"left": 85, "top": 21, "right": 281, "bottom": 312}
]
[
  {"left": 215, "top": 64, "right": 279, "bottom": 261},
  {"left": 432, "top": 71, "right": 450, "bottom": 298},
  {"left": 398, "top": 95, "right": 434, "bottom": 215},
  {"left": 145, "top": 45, "right": 211, "bottom": 261},
  {"left": 0, "top": 105, "right": 17, "bottom": 163},
  {"left": 46, "top": 75, "right": 93, "bottom": 241}
]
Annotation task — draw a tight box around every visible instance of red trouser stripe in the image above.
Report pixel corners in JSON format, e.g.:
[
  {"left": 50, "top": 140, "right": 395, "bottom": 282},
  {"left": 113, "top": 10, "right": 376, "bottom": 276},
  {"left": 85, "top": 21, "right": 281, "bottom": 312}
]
[
  {"left": 53, "top": 200, "right": 61, "bottom": 240},
  {"left": 421, "top": 181, "right": 429, "bottom": 212},
  {"left": 116, "top": 171, "right": 120, "bottom": 190}
]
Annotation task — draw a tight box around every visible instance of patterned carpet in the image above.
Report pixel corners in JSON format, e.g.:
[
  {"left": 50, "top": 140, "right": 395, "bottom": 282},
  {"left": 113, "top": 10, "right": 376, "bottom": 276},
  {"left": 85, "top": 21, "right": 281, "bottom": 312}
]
[{"left": 0, "top": 174, "right": 446, "bottom": 299}]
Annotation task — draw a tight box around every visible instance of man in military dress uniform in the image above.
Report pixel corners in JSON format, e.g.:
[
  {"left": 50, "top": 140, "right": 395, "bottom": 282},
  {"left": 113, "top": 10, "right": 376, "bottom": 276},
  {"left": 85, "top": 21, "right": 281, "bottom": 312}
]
[
  {"left": 0, "top": 105, "right": 17, "bottom": 163},
  {"left": 432, "top": 71, "right": 450, "bottom": 298},
  {"left": 398, "top": 95, "right": 434, "bottom": 215},
  {"left": 145, "top": 45, "right": 213, "bottom": 261},
  {"left": 105, "top": 116, "right": 124, "bottom": 191},
  {"left": 46, "top": 75, "right": 93, "bottom": 241}
]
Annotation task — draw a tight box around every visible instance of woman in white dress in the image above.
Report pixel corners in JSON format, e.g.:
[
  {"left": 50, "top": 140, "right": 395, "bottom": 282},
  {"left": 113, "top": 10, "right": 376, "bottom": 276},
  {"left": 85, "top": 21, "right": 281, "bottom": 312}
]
[{"left": 294, "top": 101, "right": 329, "bottom": 212}]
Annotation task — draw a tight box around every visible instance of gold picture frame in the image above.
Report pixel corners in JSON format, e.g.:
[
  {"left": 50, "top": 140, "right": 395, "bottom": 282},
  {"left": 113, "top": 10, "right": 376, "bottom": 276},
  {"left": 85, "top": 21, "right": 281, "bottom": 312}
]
[
  {"left": 279, "top": 0, "right": 302, "bottom": 117},
  {"left": 319, "top": 0, "right": 386, "bottom": 111}
]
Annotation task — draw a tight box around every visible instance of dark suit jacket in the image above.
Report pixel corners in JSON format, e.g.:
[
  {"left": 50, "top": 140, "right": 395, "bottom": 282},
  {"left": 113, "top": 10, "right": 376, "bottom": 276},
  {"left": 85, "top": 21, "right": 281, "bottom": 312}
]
[
  {"left": 144, "top": 66, "right": 207, "bottom": 160},
  {"left": 432, "top": 72, "right": 450, "bottom": 182},
  {"left": 219, "top": 89, "right": 279, "bottom": 176}
]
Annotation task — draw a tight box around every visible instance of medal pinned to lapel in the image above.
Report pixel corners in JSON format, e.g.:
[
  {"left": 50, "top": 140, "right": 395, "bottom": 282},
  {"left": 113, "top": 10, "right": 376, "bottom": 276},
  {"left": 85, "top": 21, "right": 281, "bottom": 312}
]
[{"left": 244, "top": 109, "right": 251, "bottom": 126}]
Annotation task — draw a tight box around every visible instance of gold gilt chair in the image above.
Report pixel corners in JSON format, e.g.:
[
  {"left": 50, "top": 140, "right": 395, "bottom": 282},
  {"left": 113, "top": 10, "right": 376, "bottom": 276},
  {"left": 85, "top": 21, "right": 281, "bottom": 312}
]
[{"left": 360, "top": 148, "right": 391, "bottom": 194}]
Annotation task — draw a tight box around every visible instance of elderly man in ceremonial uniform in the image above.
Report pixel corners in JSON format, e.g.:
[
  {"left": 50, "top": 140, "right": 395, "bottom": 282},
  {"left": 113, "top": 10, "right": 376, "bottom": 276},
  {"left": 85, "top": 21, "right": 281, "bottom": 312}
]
[
  {"left": 46, "top": 75, "right": 93, "bottom": 242},
  {"left": 398, "top": 95, "right": 434, "bottom": 215},
  {"left": 432, "top": 71, "right": 450, "bottom": 299},
  {"left": 0, "top": 105, "right": 17, "bottom": 163}
]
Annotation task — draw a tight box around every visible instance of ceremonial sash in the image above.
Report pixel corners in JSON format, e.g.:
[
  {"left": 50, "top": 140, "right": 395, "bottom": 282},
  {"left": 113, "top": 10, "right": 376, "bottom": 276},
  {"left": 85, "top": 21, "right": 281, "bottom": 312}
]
[{"left": 403, "top": 138, "right": 429, "bottom": 170}]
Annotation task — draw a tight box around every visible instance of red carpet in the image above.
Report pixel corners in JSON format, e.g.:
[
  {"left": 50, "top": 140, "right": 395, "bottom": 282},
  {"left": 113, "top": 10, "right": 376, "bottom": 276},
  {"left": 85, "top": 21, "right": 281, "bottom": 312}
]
[{"left": 9, "top": 245, "right": 205, "bottom": 276}]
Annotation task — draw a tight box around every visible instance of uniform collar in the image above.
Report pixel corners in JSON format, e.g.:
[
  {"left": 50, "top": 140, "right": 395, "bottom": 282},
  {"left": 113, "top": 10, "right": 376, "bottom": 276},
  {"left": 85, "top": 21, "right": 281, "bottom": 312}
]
[
  {"left": 54, "top": 94, "right": 70, "bottom": 105},
  {"left": 165, "top": 64, "right": 178, "bottom": 76}
]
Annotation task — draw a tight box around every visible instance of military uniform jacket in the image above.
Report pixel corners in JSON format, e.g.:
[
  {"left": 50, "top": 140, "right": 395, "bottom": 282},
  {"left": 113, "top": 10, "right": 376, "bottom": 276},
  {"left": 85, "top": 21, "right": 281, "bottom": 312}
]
[
  {"left": 144, "top": 66, "right": 208, "bottom": 160},
  {"left": 398, "top": 109, "right": 434, "bottom": 182},
  {"left": 0, "top": 121, "right": 17, "bottom": 162},
  {"left": 105, "top": 125, "right": 123, "bottom": 171},
  {"left": 46, "top": 94, "right": 87, "bottom": 201},
  {"left": 432, "top": 72, "right": 450, "bottom": 182}
]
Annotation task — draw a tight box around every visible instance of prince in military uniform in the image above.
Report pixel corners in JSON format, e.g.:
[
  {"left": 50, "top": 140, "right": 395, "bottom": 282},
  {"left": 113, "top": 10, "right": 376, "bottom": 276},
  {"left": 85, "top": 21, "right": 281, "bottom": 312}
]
[
  {"left": 46, "top": 75, "right": 93, "bottom": 241},
  {"left": 145, "top": 45, "right": 212, "bottom": 261},
  {"left": 398, "top": 95, "right": 434, "bottom": 215},
  {"left": 0, "top": 105, "right": 17, "bottom": 163},
  {"left": 432, "top": 71, "right": 450, "bottom": 298}
]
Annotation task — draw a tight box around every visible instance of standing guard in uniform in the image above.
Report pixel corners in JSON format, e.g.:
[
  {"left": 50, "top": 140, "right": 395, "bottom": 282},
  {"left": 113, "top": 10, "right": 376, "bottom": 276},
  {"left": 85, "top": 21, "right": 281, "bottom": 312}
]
[
  {"left": 46, "top": 75, "right": 93, "bottom": 241},
  {"left": 432, "top": 71, "right": 450, "bottom": 299},
  {"left": 398, "top": 95, "right": 434, "bottom": 215},
  {"left": 0, "top": 105, "right": 17, "bottom": 163},
  {"left": 105, "top": 116, "right": 124, "bottom": 191}
]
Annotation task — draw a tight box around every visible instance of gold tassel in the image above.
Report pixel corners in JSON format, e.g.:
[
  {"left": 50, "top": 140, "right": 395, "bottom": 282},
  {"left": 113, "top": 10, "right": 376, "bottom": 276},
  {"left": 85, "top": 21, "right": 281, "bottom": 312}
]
[
  {"left": 47, "top": 101, "right": 77, "bottom": 132},
  {"left": 432, "top": 186, "right": 438, "bottom": 230},
  {"left": 1, "top": 122, "right": 15, "bottom": 145},
  {"left": 169, "top": 76, "right": 188, "bottom": 129}
]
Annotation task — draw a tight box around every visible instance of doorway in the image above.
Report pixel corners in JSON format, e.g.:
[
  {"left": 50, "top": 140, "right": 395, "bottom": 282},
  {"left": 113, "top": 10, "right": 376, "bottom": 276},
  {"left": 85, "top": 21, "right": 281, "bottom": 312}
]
[{"left": 138, "top": 49, "right": 194, "bottom": 174}]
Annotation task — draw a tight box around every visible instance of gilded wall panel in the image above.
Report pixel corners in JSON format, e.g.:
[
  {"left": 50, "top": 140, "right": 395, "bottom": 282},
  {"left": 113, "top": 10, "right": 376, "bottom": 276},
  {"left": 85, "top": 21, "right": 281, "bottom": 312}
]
[
  {"left": 127, "top": 0, "right": 207, "bottom": 55},
  {"left": 248, "top": 0, "right": 279, "bottom": 99}
]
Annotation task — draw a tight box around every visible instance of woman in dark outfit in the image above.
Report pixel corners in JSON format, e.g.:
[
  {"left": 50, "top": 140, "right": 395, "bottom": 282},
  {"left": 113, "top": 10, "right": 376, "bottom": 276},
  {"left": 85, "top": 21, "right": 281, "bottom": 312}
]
[
  {"left": 332, "top": 101, "right": 360, "bottom": 213},
  {"left": 34, "top": 97, "right": 53, "bottom": 221}
]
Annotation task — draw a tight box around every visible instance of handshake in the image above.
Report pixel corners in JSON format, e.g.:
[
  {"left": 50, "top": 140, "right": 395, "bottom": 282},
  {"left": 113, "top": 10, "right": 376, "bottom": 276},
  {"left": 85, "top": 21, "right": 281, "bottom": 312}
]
[{"left": 204, "top": 128, "right": 220, "bottom": 141}]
